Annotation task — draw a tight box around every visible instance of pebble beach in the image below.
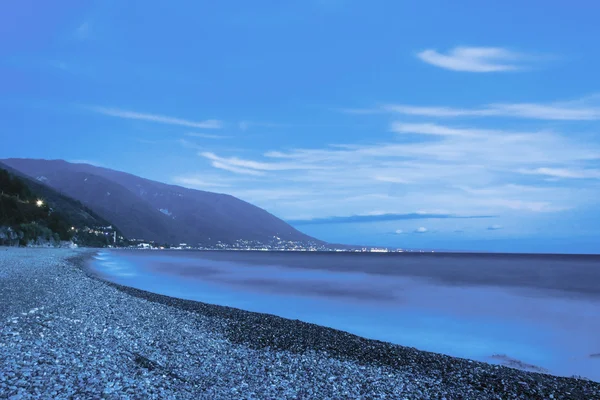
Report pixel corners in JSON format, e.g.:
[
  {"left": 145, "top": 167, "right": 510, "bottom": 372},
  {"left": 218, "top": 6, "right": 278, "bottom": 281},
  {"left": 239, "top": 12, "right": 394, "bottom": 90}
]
[{"left": 1, "top": 248, "right": 599, "bottom": 399}]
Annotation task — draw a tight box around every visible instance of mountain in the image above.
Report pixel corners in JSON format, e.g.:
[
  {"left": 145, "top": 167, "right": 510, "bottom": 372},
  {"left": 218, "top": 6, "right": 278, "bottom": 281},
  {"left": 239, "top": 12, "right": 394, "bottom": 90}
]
[
  {"left": 1, "top": 158, "right": 321, "bottom": 246},
  {"left": 0, "top": 162, "right": 119, "bottom": 247}
]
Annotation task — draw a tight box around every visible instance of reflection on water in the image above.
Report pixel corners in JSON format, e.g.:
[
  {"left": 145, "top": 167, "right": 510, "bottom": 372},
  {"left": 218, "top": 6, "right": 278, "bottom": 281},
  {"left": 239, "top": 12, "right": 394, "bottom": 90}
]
[{"left": 90, "top": 250, "right": 600, "bottom": 381}]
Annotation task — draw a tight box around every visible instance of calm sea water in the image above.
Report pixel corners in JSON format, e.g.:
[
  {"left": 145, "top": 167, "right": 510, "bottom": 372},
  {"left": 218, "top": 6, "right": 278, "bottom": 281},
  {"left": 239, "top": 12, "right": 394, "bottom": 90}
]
[{"left": 89, "top": 250, "right": 600, "bottom": 381}]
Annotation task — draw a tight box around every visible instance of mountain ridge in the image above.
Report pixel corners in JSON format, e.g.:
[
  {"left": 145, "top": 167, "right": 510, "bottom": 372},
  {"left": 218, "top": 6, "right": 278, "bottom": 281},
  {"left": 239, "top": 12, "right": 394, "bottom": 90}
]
[{"left": 1, "top": 158, "right": 321, "bottom": 246}]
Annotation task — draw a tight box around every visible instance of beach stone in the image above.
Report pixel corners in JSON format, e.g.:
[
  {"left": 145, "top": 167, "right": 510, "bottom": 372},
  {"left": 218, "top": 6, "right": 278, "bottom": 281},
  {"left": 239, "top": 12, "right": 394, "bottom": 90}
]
[{"left": 0, "top": 248, "right": 599, "bottom": 399}]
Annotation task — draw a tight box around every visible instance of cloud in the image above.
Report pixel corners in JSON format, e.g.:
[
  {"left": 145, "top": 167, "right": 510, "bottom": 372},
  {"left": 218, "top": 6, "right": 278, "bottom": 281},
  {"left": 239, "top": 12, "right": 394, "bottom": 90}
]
[
  {"left": 518, "top": 167, "right": 600, "bottom": 179},
  {"left": 394, "top": 229, "right": 404, "bottom": 235},
  {"left": 391, "top": 122, "right": 498, "bottom": 137},
  {"left": 417, "top": 47, "right": 525, "bottom": 72},
  {"left": 374, "top": 175, "right": 411, "bottom": 184},
  {"left": 456, "top": 184, "right": 548, "bottom": 196},
  {"left": 487, "top": 224, "right": 503, "bottom": 230},
  {"left": 177, "top": 93, "right": 600, "bottom": 224},
  {"left": 88, "top": 106, "right": 222, "bottom": 129},
  {"left": 288, "top": 213, "right": 494, "bottom": 226},
  {"left": 383, "top": 96, "right": 600, "bottom": 121},
  {"left": 211, "top": 161, "right": 265, "bottom": 176},
  {"left": 386, "top": 123, "right": 599, "bottom": 165},
  {"left": 172, "top": 176, "right": 232, "bottom": 189},
  {"left": 414, "top": 227, "right": 428, "bottom": 233},
  {"left": 186, "top": 132, "right": 230, "bottom": 139},
  {"left": 200, "top": 152, "right": 327, "bottom": 174},
  {"left": 191, "top": 120, "right": 596, "bottom": 219},
  {"left": 486, "top": 199, "right": 567, "bottom": 213}
]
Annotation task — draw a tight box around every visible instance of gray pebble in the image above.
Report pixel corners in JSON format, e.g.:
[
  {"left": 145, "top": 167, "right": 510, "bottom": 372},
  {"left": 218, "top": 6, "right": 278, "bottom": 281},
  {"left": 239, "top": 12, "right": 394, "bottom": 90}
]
[{"left": 0, "top": 248, "right": 598, "bottom": 399}]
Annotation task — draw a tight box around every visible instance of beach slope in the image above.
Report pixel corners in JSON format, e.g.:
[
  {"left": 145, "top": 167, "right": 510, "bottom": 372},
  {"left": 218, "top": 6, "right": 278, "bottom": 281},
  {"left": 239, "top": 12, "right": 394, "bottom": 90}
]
[{"left": 1, "top": 248, "right": 599, "bottom": 399}]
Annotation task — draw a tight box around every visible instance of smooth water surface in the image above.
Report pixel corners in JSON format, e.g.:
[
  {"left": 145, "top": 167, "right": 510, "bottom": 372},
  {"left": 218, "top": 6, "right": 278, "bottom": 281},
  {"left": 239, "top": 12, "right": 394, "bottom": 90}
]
[{"left": 89, "top": 250, "right": 600, "bottom": 381}]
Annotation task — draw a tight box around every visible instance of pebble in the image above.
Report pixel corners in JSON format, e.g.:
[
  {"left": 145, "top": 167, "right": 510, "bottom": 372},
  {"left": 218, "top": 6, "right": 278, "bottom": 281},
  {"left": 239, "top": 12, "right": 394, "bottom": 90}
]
[{"left": 0, "top": 248, "right": 599, "bottom": 399}]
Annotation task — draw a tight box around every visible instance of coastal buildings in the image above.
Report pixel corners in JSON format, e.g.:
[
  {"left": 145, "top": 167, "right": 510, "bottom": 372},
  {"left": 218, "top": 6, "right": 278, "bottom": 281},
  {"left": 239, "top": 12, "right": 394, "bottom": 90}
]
[{"left": 117, "top": 236, "right": 408, "bottom": 253}]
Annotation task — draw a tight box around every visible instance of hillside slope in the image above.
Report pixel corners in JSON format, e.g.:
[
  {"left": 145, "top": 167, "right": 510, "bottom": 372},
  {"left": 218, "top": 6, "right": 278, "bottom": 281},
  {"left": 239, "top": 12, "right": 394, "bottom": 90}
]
[
  {"left": 0, "top": 163, "right": 119, "bottom": 247},
  {"left": 1, "top": 159, "right": 320, "bottom": 246}
]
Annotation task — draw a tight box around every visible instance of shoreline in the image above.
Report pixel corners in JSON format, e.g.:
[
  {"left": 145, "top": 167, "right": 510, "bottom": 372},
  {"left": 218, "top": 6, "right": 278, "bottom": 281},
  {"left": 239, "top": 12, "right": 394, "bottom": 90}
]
[
  {"left": 80, "top": 250, "right": 600, "bottom": 394},
  {"left": 2, "top": 248, "right": 600, "bottom": 398}
]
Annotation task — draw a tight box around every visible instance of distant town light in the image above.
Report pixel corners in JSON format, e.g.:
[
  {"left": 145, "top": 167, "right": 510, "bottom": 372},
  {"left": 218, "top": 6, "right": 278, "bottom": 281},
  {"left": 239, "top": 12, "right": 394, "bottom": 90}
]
[{"left": 36, "top": 199, "right": 44, "bottom": 207}]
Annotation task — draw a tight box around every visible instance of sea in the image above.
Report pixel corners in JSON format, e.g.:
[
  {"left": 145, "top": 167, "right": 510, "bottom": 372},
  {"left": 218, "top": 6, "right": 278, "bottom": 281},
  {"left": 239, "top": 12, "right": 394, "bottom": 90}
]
[{"left": 88, "top": 250, "right": 600, "bottom": 382}]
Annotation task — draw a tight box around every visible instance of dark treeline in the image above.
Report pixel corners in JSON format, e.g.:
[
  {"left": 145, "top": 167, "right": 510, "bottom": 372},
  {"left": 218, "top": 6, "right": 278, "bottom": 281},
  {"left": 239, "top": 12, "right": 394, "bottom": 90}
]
[{"left": 0, "top": 168, "right": 117, "bottom": 247}]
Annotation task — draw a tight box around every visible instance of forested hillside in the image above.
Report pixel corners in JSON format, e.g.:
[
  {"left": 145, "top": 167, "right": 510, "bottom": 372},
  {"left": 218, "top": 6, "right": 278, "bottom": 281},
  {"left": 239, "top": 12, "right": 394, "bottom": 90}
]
[{"left": 0, "top": 167, "right": 121, "bottom": 247}]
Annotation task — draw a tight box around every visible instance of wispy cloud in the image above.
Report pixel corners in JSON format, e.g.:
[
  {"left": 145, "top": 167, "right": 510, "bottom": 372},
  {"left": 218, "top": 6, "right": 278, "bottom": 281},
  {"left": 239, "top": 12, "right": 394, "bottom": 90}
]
[
  {"left": 191, "top": 121, "right": 596, "bottom": 218},
  {"left": 383, "top": 96, "right": 600, "bottom": 121},
  {"left": 186, "top": 132, "right": 230, "bottom": 139},
  {"left": 288, "top": 213, "right": 494, "bottom": 226},
  {"left": 417, "top": 46, "right": 526, "bottom": 72},
  {"left": 172, "top": 176, "right": 232, "bottom": 189},
  {"left": 518, "top": 167, "right": 600, "bottom": 179},
  {"left": 211, "top": 161, "right": 265, "bottom": 176},
  {"left": 176, "top": 94, "right": 600, "bottom": 223},
  {"left": 200, "top": 152, "right": 327, "bottom": 174},
  {"left": 487, "top": 224, "right": 503, "bottom": 230},
  {"left": 88, "top": 107, "right": 223, "bottom": 129},
  {"left": 374, "top": 176, "right": 411, "bottom": 184},
  {"left": 391, "top": 122, "right": 497, "bottom": 137},
  {"left": 414, "top": 227, "right": 428, "bottom": 233}
]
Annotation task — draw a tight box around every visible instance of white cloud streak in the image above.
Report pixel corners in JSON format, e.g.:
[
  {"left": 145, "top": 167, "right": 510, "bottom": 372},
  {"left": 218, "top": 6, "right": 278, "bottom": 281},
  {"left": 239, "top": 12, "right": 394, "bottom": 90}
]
[
  {"left": 518, "top": 167, "right": 600, "bottom": 179},
  {"left": 186, "top": 120, "right": 599, "bottom": 219},
  {"left": 211, "top": 161, "right": 265, "bottom": 176},
  {"left": 384, "top": 99, "right": 600, "bottom": 121},
  {"left": 172, "top": 176, "right": 232, "bottom": 188},
  {"left": 374, "top": 176, "right": 411, "bottom": 184},
  {"left": 171, "top": 92, "right": 600, "bottom": 223},
  {"left": 89, "top": 107, "right": 223, "bottom": 129},
  {"left": 391, "top": 122, "right": 498, "bottom": 137},
  {"left": 200, "top": 152, "right": 329, "bottom": 174},
  {"left": 186, "top": 132, "right": 230, "bottom": 139},
  {"left": 417, "top": 47, "right": 525, "bottom": 72}
]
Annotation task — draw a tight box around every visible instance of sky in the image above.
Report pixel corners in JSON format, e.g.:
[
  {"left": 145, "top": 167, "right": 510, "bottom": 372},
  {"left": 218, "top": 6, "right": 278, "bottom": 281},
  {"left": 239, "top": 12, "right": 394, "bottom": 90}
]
[{"left": 1, "top": 0, "right": 600, "bottom": 253}]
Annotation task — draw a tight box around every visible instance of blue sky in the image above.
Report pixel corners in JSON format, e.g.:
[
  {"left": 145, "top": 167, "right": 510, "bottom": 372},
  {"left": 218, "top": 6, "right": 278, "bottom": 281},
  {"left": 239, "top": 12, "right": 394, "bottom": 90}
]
[{"left": 2, "top": 0, "right": 600, "bottom": 253}]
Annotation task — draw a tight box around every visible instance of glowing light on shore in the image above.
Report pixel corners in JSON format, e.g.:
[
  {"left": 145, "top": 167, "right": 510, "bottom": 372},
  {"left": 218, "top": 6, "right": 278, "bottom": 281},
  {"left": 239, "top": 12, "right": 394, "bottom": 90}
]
[{"left": 36, "top": 199, "right": 44, "bottom": 207}]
